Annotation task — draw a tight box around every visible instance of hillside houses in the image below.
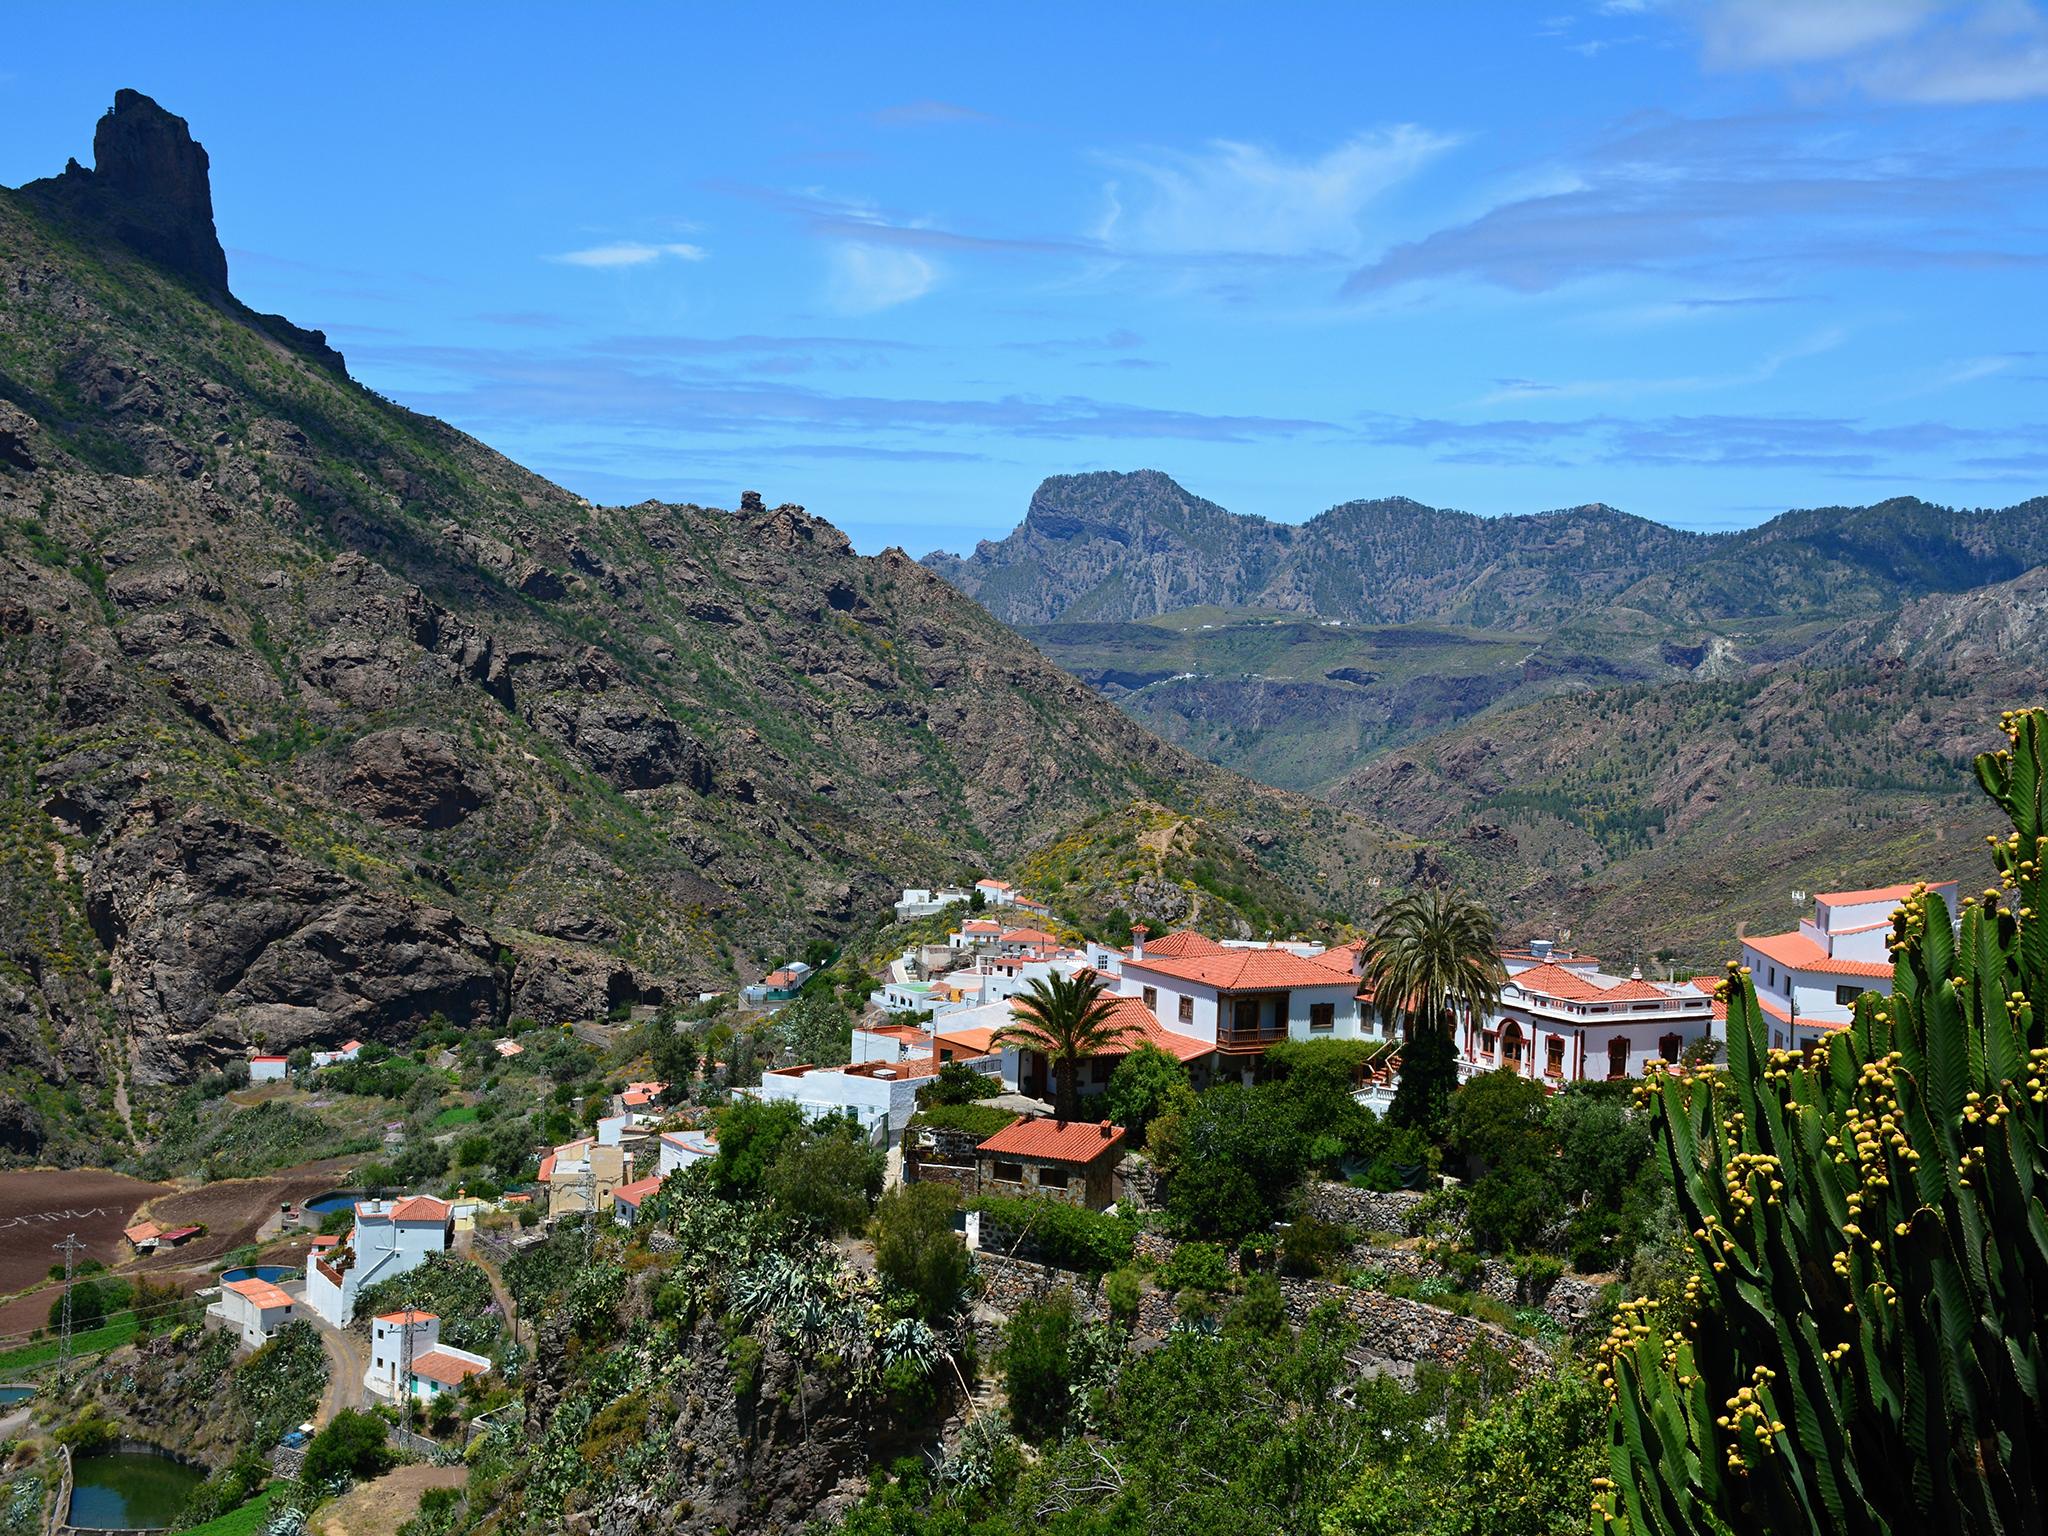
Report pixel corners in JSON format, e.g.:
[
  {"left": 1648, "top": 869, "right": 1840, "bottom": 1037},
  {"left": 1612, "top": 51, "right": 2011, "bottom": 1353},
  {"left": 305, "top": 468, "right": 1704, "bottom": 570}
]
[
  {"left": 1737, "top": 882, "right": 1954, "bottom": 1048},
  {"left": 1465, "top": 941, "right": 1716, "bottom": 1082},
  {"left": 306, "top": 1195, "right": 454, "bottom": 1328}
]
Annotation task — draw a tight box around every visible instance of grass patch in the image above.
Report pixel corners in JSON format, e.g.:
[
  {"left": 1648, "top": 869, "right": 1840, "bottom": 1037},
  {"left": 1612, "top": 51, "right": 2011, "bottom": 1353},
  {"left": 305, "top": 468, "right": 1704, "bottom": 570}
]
[
  {"left": 0, "top": 1310, "right": 139, "bottom": 1376},
  {"left": 431, "top": 1105, "right": 480, "bottom": 1129},
  {"left": 179, "top": 1484, "right": 282, "bottom": 1536}
]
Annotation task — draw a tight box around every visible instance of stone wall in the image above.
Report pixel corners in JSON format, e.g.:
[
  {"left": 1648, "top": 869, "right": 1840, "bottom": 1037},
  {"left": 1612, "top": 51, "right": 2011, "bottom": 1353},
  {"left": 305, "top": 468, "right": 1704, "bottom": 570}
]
[
  {"left": 1344, "top": 1245, "right": 1605, "bottom": 1329},
  {"left": 970, "top": 1251, "right": 1552, "bottom": 1383},
  {"left": 1298, "top": 1182, "right": 1452, "bottom": 1238}
]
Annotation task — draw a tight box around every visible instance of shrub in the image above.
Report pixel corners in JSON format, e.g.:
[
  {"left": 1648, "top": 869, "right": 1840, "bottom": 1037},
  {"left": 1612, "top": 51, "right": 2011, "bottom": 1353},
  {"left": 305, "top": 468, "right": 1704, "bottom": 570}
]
[
  {"left": 920, "top": 1059, "right": 1002, "bottom": 1108},
  {"left": 872, "top": 1183, "right": 973, "bottom": 1323},
  {"left": 1102, "top": 1046, "right": 1190, "bottom": 1140},
  {"left": 999, "top": 1292, "right": 1076, "bottom": 1439},
  {"left": 1228, "top": 1271, "right": 1287, "bottom": 1336},
  {"left": 1162, "top": 1241, "right": 1230, "bottom": 1293},
  {"left": 766, "top": 1115, "right": 884, "bottom": 1235},
  {"left": 300, "top": 1409, "right": 393, "bottom": 1485},
  {"left": 911, "top": 1103, "right": 1018, "bottom": 1140},
  {"left": 1279, "top": 1215, "right": 1351, "bottom": 1278},
  {"left": 1101, "top": 1266, "right": 1141, "bottom": 1326},
  {"left": 968, "top": 1194, "right": 1136, "bottom": 1274}
]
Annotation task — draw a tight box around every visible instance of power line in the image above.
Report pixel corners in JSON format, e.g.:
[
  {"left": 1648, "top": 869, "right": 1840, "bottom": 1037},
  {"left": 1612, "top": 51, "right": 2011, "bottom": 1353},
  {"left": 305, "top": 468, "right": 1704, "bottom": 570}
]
[{"left": 52, "top": 1232, "right": 86, "bottom": 1372}]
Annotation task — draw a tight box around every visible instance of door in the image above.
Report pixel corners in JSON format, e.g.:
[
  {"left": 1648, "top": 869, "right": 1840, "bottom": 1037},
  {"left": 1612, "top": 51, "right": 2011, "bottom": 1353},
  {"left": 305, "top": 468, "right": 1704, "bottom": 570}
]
[
  {"left": 1500, "top": 1021, "right": 1525, "bottom": 1071},
  {"left": 1608, "top": 1037, "right": 1629, "bottom": 1078}
]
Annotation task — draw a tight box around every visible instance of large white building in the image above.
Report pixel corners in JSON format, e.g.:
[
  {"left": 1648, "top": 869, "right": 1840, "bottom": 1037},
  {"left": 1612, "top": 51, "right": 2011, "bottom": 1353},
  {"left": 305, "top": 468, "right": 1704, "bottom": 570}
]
[
  {"left": 305, "top": 1195, "right": 453, "bottom": 1328},
  {"left": 212, "top": 1276, "right": 295, "bottom": 1348},
  {"left": 1739, "top": 882, "right": 1955, "bottom": 1048},
  {"left": 1115, "top": 930, "right": 1373, "bottom": 1058},
  {"left": 1467, "top": 943, "right": 1716, "bottom": 1083}
]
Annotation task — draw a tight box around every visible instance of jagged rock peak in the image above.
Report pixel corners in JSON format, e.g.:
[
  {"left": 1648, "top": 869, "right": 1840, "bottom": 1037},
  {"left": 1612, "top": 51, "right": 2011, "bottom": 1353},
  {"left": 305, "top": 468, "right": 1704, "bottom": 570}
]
[{"left": 20, "top": 88, "right": 229, "bottom": 292}]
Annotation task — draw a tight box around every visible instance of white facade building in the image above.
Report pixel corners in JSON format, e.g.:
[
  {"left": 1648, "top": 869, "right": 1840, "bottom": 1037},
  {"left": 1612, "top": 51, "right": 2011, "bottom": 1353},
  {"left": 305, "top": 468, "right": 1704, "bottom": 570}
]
[
  {"left": 305, "top": 1195, "right": 453, "bottom": 1328},
  {"left": 1114, "top": 934, "right": 1371, "bottom": 1058},
  {"left": 213, "top": 1277, "right": 295, "bottom": 1347},
  {"left": 1470, "top": 944, "right": 1715, "bottom": 1082},
  {"left": 1739, "top": 882, "right": 1956, "bottom": 1048},
  {"left": 366, "top": 1308, "right": 441, "bottom": 1399},
  {"left": 657, "top": 1128, "right": 718, "bottom": 1177},
  {"left": 894, "top": 887, "right": 970, "bottom": 921},
  {"left": 751, "top": 1052, "right": 999, "bottom": 1139},
  {"left": 248, "top": 1055, "right": 288, "bottom": 1083}
]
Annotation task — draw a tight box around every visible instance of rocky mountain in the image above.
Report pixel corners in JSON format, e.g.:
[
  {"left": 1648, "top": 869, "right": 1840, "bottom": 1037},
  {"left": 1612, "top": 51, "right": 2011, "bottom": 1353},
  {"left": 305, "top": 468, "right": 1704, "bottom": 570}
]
[
  {"left": 925, "top": 469, "right": 2048, "bottom": 632},
  {"left": 0, "top": 92, "right": 1403, "bottom": 1124},
  {"left": 1326, "top": 570, "right": 2048, "bottom": 963}
]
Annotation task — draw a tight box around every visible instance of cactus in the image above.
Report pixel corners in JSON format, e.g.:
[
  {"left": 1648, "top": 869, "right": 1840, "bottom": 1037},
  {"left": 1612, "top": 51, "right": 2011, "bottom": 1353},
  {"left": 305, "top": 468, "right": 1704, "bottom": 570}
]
[{"left": 1597, "top": 707, "right": 2048, "bottom": 1536}]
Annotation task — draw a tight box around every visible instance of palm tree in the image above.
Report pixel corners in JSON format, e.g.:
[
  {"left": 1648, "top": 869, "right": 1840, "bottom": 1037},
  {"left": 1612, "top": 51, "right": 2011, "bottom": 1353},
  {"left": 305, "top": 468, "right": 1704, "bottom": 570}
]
[
  {"left": 992, "top": 969, "right": 1130, "bottom": 1122},
  {"left": 1360, "top": 888, "right": 1506, "bottom": 1131}
]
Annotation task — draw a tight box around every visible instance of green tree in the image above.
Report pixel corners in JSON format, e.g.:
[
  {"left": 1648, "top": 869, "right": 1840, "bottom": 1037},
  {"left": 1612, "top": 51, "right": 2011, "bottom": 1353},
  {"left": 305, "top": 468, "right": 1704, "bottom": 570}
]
[
  {"left": 300, "top": 1408, "right": 394, "bottom": 1485},
  {"left": 1601, "top": 706, "right": 2048, "bottom": 1536},
  {"left": 709, "top": 1097, "right": 806, "bottom": 1199},
  {"left": 1103, "top": 1044, "right": 1189, "bottom": 1140},
  {"left": 871, "top": 1182, "right": 973, "bottom": 1323},
  {"left": 999, "top": 1291, "right": 1076, "bottom": 1439},
  {"left": 779, "top": 992, "right": 852, "bottom": 1067},
  {"left": 1448, "top": 1069, "right": 1557, "bottom": 1252},
  {"left": 920, "top": 1059, "right": 1001, "bottom": 1107},
  {"left": 1360, "top": 888, "right": 1505, "bottom": 1133},
  {"left": 767, "top": 1114, "right": 884, "bottom": 1234},
  {"left": 993, "top": 969, "right": 1131, "bottom": 1122},
  {"left": 648, "top": 1022, "right": 700, "bottom": 1092},
  {"left": 50, "top": 1277, "right": 107, "bottom": 1332},
  {"left": 1167, "top": 1082, "right": 1308, "bottom": 1240}
]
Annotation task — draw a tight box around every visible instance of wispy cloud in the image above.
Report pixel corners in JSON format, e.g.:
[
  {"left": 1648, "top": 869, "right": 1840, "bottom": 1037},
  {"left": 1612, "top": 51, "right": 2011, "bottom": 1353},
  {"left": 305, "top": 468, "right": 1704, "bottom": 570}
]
[
  {"left": 1093, "top": 128, "right": 1461, "bottom": 259},
  {"left": 870, "top": 99, "right": 994, "bottom": 127},
  {"left": 1691, "top": 0, "right": 2048, "bottom": 102},
  {"left": 549, "top": 241, "right": 708, "bottom": 268},
  {"left": 826, "top": 242, "right": 938, "bottom": 313},
  {"left": 1344, "top": 111, "right": 2048, "bottom": 295},
  {"left": 1478, "top": 326, "right": 1846, "bottom": 402}
]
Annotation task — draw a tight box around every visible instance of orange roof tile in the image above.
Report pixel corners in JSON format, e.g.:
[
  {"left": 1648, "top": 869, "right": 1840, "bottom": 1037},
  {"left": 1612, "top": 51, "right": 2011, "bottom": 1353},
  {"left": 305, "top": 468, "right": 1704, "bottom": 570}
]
[
  {"left": 1123, "top": 948, "right": 1357, "bottom": 992},
  {"left": 376, "top": 1309, "right": 438, "bottom": 1325},
  {"left": 1505, "top": 961, "right": 1612, "bottom": 1002},
  {"left": 1602, "top": 977, "right": 1673, "bottom": 1001},
  {"left": 1136, "top": 929, "right": 1227, "bottom": 959},
  {"left": 124, "top": 1221, "right": 162, "bottom": 1244},
  {"left": 223, "top": 1277, "right": 294, "bottom": 1309},
  {"left": 409, "top": 1348, "right": 488, "bottom": 1386},
  {"left": 1742, "top": 931, "right": 1892, "bottom": 979},
  {"left": 998, "top": 994, "right": 1212, "bottom": 1064},
  {"left": 977, "top": 1117, "right": 1126, "bottom": 1163},
  {"left": 935, "top": 1025, "right": 1005, "bottom": 1056},
  {"left": 1000, "top": 927, "right": 1059, "bottom": 945},
  {"left": 612, "top": 1176, "right": 662, "bottom": 1206},
  {"left": 389, "top": 1195, "right": 453, "bottom": 1222},
  {"left": 1815, "top": 883, "right": 1919, "bottom": 907}
]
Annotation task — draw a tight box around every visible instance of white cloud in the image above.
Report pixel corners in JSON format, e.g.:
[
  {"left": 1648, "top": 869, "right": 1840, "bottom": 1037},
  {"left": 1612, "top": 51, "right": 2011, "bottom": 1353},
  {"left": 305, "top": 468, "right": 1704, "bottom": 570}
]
[
  {"left": 1693, "top": 0, "right": 2048, "bottom": 101},
  {"left": 550, "top": 241, "right": 708, "bottom": 268},
  {"left": 1093, "top": 127, "right": 1460, "bottom": 259},
  {"left": 1700, "top": 0, "right": 1937, "bottom": 66},
  {"left": 826, "top": 242, "right": 937, "bottom": 313},
  {"left": 1478, "top": 326, "right": 1847, "bottom": 403}
]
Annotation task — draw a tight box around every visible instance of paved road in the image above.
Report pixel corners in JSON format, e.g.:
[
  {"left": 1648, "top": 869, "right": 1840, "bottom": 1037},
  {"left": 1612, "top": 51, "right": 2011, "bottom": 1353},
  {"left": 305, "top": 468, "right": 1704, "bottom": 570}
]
[{"left": 308, "top": 1308, "right": 368, "bottom": 1427}]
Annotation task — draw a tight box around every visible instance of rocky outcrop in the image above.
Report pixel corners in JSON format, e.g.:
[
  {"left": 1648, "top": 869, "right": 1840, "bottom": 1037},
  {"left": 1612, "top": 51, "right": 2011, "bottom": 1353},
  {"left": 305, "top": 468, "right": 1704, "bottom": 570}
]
[
  {"left": 339, "top": 727, "right": 486, "bottom": 828},
  {"left": 86, "top": 802, "right": 504, "bottom": 1079},
  {"left": 18, "top": 89, "right": 229, "bottom": 292},
  {"left": 510, "top": 946, "right": 664, "bottom": 1026}
]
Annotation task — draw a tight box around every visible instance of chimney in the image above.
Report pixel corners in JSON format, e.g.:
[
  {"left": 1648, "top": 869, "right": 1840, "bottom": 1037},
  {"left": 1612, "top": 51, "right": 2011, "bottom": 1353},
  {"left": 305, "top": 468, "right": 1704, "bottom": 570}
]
[
  {"left": 1131, "top": 922, "right": 1148, "bottom": 960},
  {"left": 1100, "top": 1122, "right": 1112, "bottom": 1138}
]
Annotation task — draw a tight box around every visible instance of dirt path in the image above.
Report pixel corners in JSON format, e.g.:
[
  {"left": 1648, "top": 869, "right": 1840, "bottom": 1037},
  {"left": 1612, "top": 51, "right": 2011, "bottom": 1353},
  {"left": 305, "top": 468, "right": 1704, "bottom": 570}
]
[
  {"left": 311, "top": 1463, "right": 466, "bottom": 1536},
  {"left": 461, "top": 1237, "right": 520, "bottom": 1350},
  {"left": 312, "top": 1315, "right": 368, "bottom": 1427}
]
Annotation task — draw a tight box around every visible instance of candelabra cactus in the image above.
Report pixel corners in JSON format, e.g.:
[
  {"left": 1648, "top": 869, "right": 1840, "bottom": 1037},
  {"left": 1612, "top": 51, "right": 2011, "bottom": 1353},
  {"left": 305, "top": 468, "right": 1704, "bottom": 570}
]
[{"left": 1597, "top": 707, "right": 2048, "bottom": 1535}]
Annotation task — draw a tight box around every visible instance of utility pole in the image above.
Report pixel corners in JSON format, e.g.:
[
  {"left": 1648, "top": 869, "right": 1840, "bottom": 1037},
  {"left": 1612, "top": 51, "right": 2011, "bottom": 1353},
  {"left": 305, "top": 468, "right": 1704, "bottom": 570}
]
[
  {"left": 583, "top": 1158, "right": 597, "bottom": 1265},
  {"left": 53, "top": 1232, "right": 86, "bottom": 1372},
  {"left": 399, "top": 1293, "right": 415, "bottom": 1443}
]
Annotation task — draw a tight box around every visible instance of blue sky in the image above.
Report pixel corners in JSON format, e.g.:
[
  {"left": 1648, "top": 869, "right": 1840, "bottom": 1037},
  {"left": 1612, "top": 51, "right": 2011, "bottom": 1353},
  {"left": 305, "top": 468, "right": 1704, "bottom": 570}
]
[{"left": 6, "top": 2, "right": 2047, "bottom": 552}]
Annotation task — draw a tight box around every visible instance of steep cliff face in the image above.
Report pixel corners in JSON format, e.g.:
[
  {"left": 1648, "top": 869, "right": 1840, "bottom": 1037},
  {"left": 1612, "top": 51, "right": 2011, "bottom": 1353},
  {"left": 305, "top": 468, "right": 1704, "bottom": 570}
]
[{"left": 0, "top": 94, "right": 1401, "bottom": 1111}]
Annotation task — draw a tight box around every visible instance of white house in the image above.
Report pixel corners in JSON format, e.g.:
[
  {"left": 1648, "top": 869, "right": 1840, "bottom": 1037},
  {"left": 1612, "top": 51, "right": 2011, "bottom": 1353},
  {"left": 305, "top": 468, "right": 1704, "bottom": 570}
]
[
  {"left": 311, "top": 1039, "right": 365, "bottom": 1069},
  {"left": 973, "top": 879, "right": 1017, "bottom": 908},
  {"left": 212, "top": 1276, "right": 295, "bottom": 1347},
  {"left": 408, "top": 1343, "right": 491, "bottom": 1403},
  {"left": 1470, "top": 944, "right": 1716, "bottom": 1082},
  {"left": 1739, "top": 881, "right": 1956, "bottom": 1048},
  {"left": 852, "top": 1021, "right": 934, "bottom": 1065},
  {"left": 611, "top": 1175, "right": 662, "bottom": 1226},
  {"left": 752, "top": 1053, "right": 999, "bottom": 1140},
  {"left": 248, "top": 1055, "right": 289, "bottom": 1084},
  {"left": 949, "top": 918, "right": 1003, "bottom": 951},
  {"left": 366, "top": 1308, "right": 441, "bottom": 1399},
  {"left": 871, "top": 979, "right": 940, "bottom": 1015},
  {"left": 894, "top": 887, "right": 970, "bottom": 921},
  {"left": 305, "top": 1195, "right": 453, "bottom": 1328},
  {"left": 657, "top": 1128, "right": 718, "bottom": 1177},
  {"left": 1113, "top": 931, "right": 1370, "bottom": 1069}
]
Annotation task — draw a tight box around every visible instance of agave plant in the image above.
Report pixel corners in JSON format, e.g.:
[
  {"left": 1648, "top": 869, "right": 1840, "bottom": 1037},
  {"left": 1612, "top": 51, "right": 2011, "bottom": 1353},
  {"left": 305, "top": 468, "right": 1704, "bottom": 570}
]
[{"left": 1598, "top": 707, "right": 2048, "bottom": 1536}]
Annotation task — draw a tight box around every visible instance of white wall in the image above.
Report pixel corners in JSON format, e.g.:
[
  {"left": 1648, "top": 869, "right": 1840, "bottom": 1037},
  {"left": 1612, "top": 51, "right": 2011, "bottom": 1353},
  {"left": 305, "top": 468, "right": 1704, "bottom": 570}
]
[{"left": 368, "top": 1314, "right": 440, "bottom": 1399}]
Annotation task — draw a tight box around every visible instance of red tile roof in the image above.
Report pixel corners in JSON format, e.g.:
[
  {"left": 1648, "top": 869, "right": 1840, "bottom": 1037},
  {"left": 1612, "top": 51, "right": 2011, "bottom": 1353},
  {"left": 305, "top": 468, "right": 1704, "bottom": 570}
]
[
  {"left": 223, "top": 1277, "right": 293, "bottom": 1309},
  {"left": 934, "top": 1025, "right": 1005, "bottom": 1056},
  {"left": 389, "top": 1195, "right": 453, "bottom": 1222},
  {"left": 612, "top": 1175, "right": 662, "bottom": 1206},
  {"left": 376, "top": 1309, "right": 438, "bottom": 1325},
  {"left": 1123, "top": 947, "right": 1357, "bottom": 991},
  {"left": 310, "top": 1234, "right": 340, "bottom": 1248},
  {"left": 1506, "top": 961, "right": 1612, "bottom": 1001},
  {"left": 1603, "top": 977, "right": 1673, "bottom": 1001},
  {"left": 977, "top": 1117, "right": 1126, "bottom": 1163},
  {"left": 998, "top": 994, "right": 1211, "bottom": 1064},
  {"left": 158, "top": 1225, "right": 201, "bottom": 1243},
  {"left": 1742, "top": 931, "right": 1892, "bottom": 979},
  {"left": 1136, "top": 929, "right": 1226, "bottom": 959},
  {"left": 251, "top": 1054, "right": 288, "bottom": 1063},
  {"left": 1815, "top": 883, "right": 1919, "bottom": 907},
  {"left": 410, "top": 1348, "right": 488, "bottom": 1386},
  {"left": 1000, "top": 927, "right": 1059, "bottom": 945},
  {"left": 125, "top": 1221, "right": 162, "bottom": 1244}
]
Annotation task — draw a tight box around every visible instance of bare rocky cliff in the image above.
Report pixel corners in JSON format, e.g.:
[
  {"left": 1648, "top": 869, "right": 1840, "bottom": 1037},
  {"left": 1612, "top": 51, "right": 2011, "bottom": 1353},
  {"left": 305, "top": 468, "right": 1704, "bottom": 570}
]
[{"left": 0, "top": 92, "right": 1402, "bottom": 1128}]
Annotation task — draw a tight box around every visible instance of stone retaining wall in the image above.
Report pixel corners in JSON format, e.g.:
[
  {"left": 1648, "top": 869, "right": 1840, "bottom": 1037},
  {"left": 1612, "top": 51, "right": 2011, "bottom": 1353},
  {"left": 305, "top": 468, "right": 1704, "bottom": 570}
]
[
  {"left": 1298, "top": 1183, "right": 1450, "bottom": 1238},
  {"left": 1343, "top": 1245, "right": 1605, "bottom": 1328}
]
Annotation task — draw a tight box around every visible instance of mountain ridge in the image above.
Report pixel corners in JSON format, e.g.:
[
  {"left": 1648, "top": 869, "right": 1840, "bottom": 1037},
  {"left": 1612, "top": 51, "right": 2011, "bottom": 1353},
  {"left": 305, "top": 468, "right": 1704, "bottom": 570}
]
[{"left": 0, "top": 92, "right": 1403, "bottom": 1139}]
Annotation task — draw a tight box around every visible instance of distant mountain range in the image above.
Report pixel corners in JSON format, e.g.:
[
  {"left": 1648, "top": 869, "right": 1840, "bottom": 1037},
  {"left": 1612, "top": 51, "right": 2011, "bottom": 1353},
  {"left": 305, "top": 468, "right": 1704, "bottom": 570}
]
[
  {"left": 925, "top": 471, "right": 2047, "bottom": 966},
  {"left": 923, "top": 468, "right": 2048, "bottom": 630}
]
